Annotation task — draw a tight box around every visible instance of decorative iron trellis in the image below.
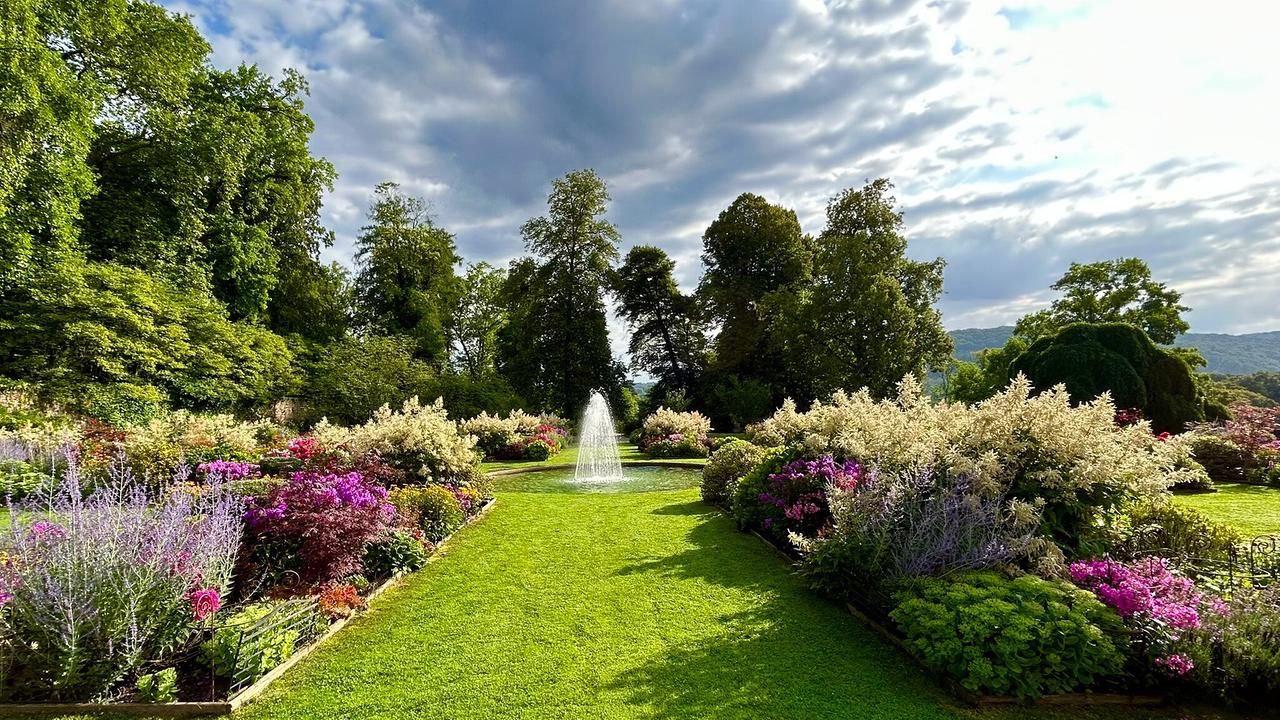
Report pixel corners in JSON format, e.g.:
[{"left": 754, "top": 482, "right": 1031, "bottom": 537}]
[
  {"left": 1126, "top": 533, "right": 1280, "bottom": 592},
  {"left": 228, "top": 597, "right": 326, "bottom": 696}
]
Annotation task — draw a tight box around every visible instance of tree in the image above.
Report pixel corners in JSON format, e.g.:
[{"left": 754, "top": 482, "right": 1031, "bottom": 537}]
[
  {"left": 767, "top": 179, "right": 952, "bottom": 399},
  {"left": 613, "top": 246, "right": 706, "bottom": 399},
  {"left": 452, "top": 262, "right": 507, "bottom": 379},
  {"left": 944, "top": 338, "right": 1030, "bottom": 405},
  {"left": 1015, "top": 258, "right": 1190, "bottom": 344},
  {"left": 698, "top": 193, "right": 810, "bottom": 382},
  {"left": 505, "top": 169, "right": 626, "bottom": 416},
  {"left": 1010, "top": 322, "right": 1204, "bottom": 432},
  {"left": 269, "top": 261, "right": 353, "bottom": 343},
  {"left": 81, "top": 66, "right": 337, "bottom": 321},
  {"left": 354, "top": 182, "right": 461, "bottom": 367},
  {"left": 0, "top": 0, "right": 207, "bottom": 296},
  {"left": 0, "top": 260, "right": 296, "bottom": 415}
]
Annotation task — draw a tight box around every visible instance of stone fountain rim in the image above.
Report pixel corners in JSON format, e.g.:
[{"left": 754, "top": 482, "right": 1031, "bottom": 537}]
[{"left": 486, "top": 461, "right": 702, "bottom": 477}]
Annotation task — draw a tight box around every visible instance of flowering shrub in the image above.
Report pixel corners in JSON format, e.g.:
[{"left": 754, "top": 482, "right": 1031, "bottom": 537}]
[
  {"left": 635, "top": 408, "right": 712, "bottom": 457},
  {"left": 0, "top": 460, "right": 240, "bottom": 701},
  {"left": 317, "top": 583, "right": 365, "bottom": 619},
  {"left": 388, "top": 485, "right": 465, "bottom": 542},
  {"left": 337, "top": 397, "right": 479, "bottom": 481},
  {"left": 642, "top": 433, "right": 709, "bottom": 458},
  {"left": 1222, "top": 404, "right": 1280, "bottom": 452},
  {"left": 1181, "top": 586, "right": 1280, "bottom": 704},
  {"left": 461, "top": 411, "right": 568, "bottom": 461},
  {"left": 122, "top": 411, "right": 281, "bottom": 483},
  {"left": 242, "top": 470, "right": 394, "bottom": 585},
  {"left": 891, "top": 571, "right": 1127, "bottom": 698},
  {"left": 1070, "top": 557, "right": 1215, "bottom": 680},
  {"left": 800, "top": 467, "right": 1037, "bottom": 598},
  {"left": 756, "top": 455, "right": 861, "bottom": 537},
  {"left": 701, "top": 440, "right": 770, "bottom": 505},
  {"left": 198, "top": 459, "right": 260, "bottom": 483},
  {"left": 747, "top": 377, "right": 1198, "bottom": 570}
]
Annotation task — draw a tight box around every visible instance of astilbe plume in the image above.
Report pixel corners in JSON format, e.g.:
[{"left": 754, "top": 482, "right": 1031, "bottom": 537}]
[
  {"left": 0, "top": 454, "right": 240, "bottom": 702},
  {"left": 243, "top": 470, "right": 393, "bottom": 584}
]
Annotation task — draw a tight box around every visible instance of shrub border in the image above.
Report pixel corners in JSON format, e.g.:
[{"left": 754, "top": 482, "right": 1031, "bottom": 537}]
[
  {"left": 0, "top": 498, "right": 498, "bottom": 718},
  {"left": 708, "top": 499, "right": 1166, "bottom": 708}
]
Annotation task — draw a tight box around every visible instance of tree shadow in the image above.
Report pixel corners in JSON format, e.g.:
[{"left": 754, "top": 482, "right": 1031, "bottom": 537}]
[{"left": 605, "top": 500, "right": 958, "bottom": 719}]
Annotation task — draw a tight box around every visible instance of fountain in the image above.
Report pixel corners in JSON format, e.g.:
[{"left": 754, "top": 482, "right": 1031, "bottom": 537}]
[{"left": 574, "top": 391, "right": 623, "bottom": 482}]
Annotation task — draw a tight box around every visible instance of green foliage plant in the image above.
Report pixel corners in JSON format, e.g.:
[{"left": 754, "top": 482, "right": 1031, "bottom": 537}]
[
  {"left": 701, "top": 439, "right": 770, "bottom": 505},
  {"left": 890, "top": 571, "right": 1127, "bottom": 698}
]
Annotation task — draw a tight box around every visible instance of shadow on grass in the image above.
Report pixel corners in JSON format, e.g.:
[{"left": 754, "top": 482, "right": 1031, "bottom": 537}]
[{"left": 608, "top": 502, "right": 956, "bottom": 720}]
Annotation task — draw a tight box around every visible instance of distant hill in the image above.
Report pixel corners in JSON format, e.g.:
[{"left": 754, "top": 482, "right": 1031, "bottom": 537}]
[{"left": 948, "top": 327, "right": 1280, "bottom": 376}]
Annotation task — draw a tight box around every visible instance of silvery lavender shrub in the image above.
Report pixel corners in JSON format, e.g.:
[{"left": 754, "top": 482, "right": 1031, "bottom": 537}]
[
  {"left": 0, "top": 454, "right": 241, "bottom": 701},
  {"left": 801, "top": 466, "right": 1034, "bottom": 600}
]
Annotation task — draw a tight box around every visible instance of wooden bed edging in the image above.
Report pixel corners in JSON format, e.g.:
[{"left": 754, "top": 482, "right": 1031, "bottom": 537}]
[
  {"left": 0, "top": 498, "right": 498, "bottom": 718},
  {"left": 707, "top": 499, "right": 1167, "bottom": 709}
]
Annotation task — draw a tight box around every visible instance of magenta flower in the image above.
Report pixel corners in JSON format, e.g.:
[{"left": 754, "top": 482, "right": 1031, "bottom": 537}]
[{"left": 188, "top": 587, "right": 222, "bottom": 621}]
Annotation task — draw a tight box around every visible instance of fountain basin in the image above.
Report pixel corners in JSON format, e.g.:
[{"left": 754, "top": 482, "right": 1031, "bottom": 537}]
[{"left": 490, "top": 465, "right": 701, "bottom": 494}]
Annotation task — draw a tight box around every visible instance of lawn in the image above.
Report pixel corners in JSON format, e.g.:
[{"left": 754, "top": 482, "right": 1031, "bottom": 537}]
[
  {"left": 236, "top": 484, "right": 961, "bottom": 719},
  {"left": 1174, "top": 482, "right": 1280, "bottom": 538},
  {"left": 480, "top": 441, "right": 707, "bottom": 473}
]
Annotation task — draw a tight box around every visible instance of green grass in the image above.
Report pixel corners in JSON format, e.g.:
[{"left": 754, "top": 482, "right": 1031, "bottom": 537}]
[
  {"left": 480, "top": 442, "right": 707, "bottom": 473},
  {"left": 236, "top": 485, "right": 961, "bottom": 719},
  {"left": 1174, "top": 482, "right": 1280, "bottom": 537}
]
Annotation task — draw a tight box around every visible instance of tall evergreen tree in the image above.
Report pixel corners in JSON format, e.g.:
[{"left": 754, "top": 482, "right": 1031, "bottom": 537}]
[
  {"left": 767, "top": 179, "right": 952, "bottom": 399},
  {"left": 354, "top": 182, "right": 461, "bottom": 368},
  {"left": 613, "top": 245, "right": 706, "bottom": 399}
]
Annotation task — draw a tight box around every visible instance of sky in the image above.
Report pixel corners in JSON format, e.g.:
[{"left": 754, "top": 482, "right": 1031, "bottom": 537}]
[{"left": 166, "top": 0, "right": 1280, "bottom": 349}]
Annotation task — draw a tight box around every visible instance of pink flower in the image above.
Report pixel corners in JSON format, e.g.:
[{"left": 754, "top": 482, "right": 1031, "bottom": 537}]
[
  {"left": 29, "top": 521, "right": 67, "bottom": 540},
  {"left": 1155, "top": 653, "right": 1194, "bottom": 676},
  {"left": 0, "top": 590, "right": 12, "bottom": 607},
  {"left": 188, "top": 588, "right": 222, "bottom": 621}
]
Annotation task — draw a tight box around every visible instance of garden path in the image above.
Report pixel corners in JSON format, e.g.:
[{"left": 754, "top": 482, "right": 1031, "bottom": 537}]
[{"left": 235, "top": 483, "right": 963, "bottom": 719}]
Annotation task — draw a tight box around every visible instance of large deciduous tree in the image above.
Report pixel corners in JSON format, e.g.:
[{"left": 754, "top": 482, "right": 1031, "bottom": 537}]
[
  {"left": 698, "top": 193, "right": 810, "bottom": 379},
  {"left": 614, "top": 246, "right": 707, "bottom": 401},
  {"left": 354, "top": 182, "right": 461, "bottom": 368},
  {"left": 452, "top": 262, "right": 508, "bottom": 379},
  {"left": 766, "top": 179, "right": 952, "bottom": 399},
  {"left": 499, "top": 169, "right": 626, "bottom": 416},
  {"left": 1015, "top": 257, "right": 1190, "bottom": 344}
]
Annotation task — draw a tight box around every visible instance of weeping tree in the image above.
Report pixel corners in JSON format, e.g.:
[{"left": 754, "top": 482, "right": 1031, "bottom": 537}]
[{"left": 1010, "top": 322, "right": 1204, "bottom": 432}]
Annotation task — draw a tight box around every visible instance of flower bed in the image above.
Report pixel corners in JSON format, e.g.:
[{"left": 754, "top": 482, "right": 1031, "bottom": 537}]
[
  {"left": 702, "top": 377, "right": 1277, "bottom": 707},
  {"left": 0, "top": 396, "right": 494, "bottom": 709},
  {"left": 458, "top": 410, "right": 569, "bottom": 462},
  {"left": 632, "top": 407, "right": 713, "bottom": 458}
]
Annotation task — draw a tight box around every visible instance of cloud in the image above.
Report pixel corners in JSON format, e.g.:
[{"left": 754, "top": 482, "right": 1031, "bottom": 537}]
[{"left": 165, "top": 0, "right": 1280, "bottom": 354}]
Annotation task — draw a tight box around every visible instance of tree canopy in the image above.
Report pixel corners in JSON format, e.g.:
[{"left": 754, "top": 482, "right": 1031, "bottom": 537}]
[
  {"left": 767, "top": 179, "right": 952, "bottom": 399},
  {"left": 613, "top": 246, "right": 706, "bottom": 399},
  {"left": 1015, "top": 257, "right": 1190, "bottom": 344}
]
